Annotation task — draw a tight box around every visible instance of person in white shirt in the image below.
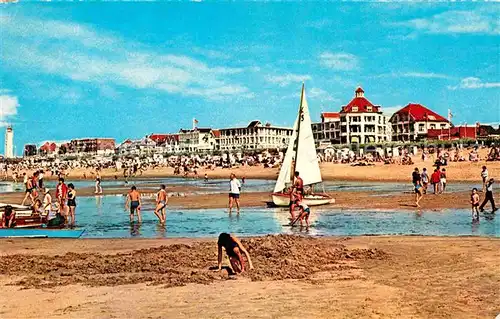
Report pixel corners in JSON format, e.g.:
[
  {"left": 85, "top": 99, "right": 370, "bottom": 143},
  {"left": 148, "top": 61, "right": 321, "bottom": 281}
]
[{"left": 228, "top": 173, "right": 241, "bottom": 214}]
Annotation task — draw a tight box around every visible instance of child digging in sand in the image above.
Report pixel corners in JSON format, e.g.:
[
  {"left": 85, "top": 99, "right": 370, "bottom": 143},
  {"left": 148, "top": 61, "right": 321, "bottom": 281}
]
[
  {"left": 470, "top": 188, "right": 480, "bottom": 221},
  {"left": 217, "top": 233, "right": 253, "bottom": 274}
]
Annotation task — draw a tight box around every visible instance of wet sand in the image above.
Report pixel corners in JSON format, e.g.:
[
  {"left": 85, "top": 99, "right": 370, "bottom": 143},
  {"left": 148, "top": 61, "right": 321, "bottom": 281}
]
[{"left": 0, "top": 236, "right": 498, "bottom": 318}]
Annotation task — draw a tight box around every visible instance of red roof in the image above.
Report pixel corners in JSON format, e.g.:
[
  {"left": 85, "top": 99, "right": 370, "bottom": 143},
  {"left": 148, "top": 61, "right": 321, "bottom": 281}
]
[
  {"left": 212, "top": 129, "right": 221, "bottom": 138},
  {"left": 149, "top": 134, "right": 179, "bottom": 144},
  {"left": 40, "top": 142, "right": 57, "bottom": 152},
  {"left": 355, "top": 87, "right": 364, "bottom": 93},
  {"left": 342, "top": 97, "right": 379, "bottom": 113},
  {"left": 321, "top": 112, "right": 340, "bottom": 119},
  {"left": 393, "top": 104, "right": 448, "bottom": 122}
]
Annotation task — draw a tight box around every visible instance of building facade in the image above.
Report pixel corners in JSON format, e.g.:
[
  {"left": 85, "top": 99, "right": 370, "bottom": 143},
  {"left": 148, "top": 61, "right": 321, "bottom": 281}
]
[
  {"left": 149, "top": 134, "right": 180, "bottom": 153},
  {"left": 215, "top": 120, "right": 293, "bottom": 151},
  {"left": 178, "top": 128, "right": 217, "bottom": 153},
  {"left": 312, "top": 112, "right": 341, "bottom": 146},
  {"left": 339, "top": 87, "right": 390, "bottom": 144},
  {"left": 389, "top": 104, "right": 450, "bottom": 142},
  {"left": 69, "top": 138, "right": 116, "bottom": 155},
  {"left": 4, "top": 126, "right": 14, "bottom": 158}
]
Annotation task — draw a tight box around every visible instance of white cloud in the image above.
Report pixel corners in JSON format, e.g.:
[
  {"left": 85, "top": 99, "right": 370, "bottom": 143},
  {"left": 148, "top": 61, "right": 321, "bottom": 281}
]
[
  {"left": 319, "top": 52, "right": 359, "bottom": 71},
  {"left": 265, "top": 74, "right": 312, "bottom": 87},
  {"left": 395, "top": 9, "right": 500, "bottom": 35},
  {"left": 308, "top": 87, "right": 337, "bottom": 103},
  {"left": 447, "top": 77, "right": 500, "bottom": 90},
  {"left": 0, "top": 94, "right": 20, "bottom": 126},
  {"left": 374, "top": 72, "right": 451, "bottom": 79},
  {"left": 0, "top": 15, "right": 252, "bottom": 101}
]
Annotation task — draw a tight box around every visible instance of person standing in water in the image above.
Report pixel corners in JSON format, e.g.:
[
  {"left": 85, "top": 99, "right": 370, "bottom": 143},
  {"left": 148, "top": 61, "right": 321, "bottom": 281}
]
[
  {"left": 125, "top": 186, "right": 142, "bottom": 223},
  {"left": 154, "top": 184, "right": 168, "bottom": 224},
  {"left": 228, "top": 173, "right": 241, "bottom": 214},
  {"left": 217, "top": 233, "right": 254, "bottom": 274},
  {"left": 440, "top": 168, "right": 447, "bottom": 194},
  {"left": 415, "top": 180, "right": 424, "bottom": 208},
  {"left": 292, "top": 198, "right": 311, "bottom": 228},
  {"left": 95, "top": 169, "right": 103, "bottom": 194},
  {"left": 421, "top": 168, "right": 429, "bottom": 194},
  {"left": 67, "top": 183, "right": 77, "bottom": 227},
  {"left": 470, "top": 188, "right": 480, "bottom": 221},
  {"left": 55, "top": 178, "right": 68, "bottom": 217}
]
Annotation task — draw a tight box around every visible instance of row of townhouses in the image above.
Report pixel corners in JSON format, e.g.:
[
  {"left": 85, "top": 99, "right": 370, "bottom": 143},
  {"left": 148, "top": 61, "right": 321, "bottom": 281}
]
[{"left": 23, "top": 87, "right": 499, "bottom": 157}]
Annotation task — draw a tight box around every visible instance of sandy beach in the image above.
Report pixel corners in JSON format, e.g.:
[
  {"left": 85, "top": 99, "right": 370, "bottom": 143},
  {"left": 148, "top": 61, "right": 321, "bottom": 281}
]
[
  {"left": 0, "top": 236, "right": 499, "bottom": 319},
  {"left": 12, "top": 157, "right": 500, "bottom": 183}
]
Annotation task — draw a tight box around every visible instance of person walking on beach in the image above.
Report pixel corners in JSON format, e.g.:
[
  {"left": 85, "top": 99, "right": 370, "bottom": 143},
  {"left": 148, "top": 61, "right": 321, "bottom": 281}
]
[
  {"left": 421, "top": 168, "right": 429, "bottom": 194},
  {"left": 154, "top": 184, "right": 168, "bottom": 224},
  {"left": 67, "top": 183, "right": 77, "bottom": 227},
  {"left": 125, "top": 186, "right": 142, "bottom": 223},
  {"left": 21, "top": 173, "right": 35, "bottom": 206},
  {"left": 430, "top": 169, "right": 441, "bottom": 194},
  {"left": 95, "top": 169, "right": 103, "bottom": 194},
  {"left": 228, "top": 173, "right": 241, "bottom": 214},
  {"left": 412, "top": 168, "right": 421, "bottom": 187},
  {"left": 415, "top": 180, "right": 424, "bottom": 208},
  {"left": 470, "top": 188, "right": 480, "bottom": 221},
  {"left": 481, "top": 166, "right": 488, "bottom": 192},
  {"left": 217, "top": 233, "right": 254, "bottom": 274},
  {"left": 479, "top": 178, "right": 497, "bottom": 213},
  {"left": 440, "top": 168, "right": 447, "bottom": 194}
]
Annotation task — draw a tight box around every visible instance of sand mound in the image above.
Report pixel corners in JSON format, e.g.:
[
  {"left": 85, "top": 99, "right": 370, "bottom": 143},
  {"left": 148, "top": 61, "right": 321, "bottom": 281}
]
[{"left": 0, "top": 235, "right": 387, "bottom": 289}]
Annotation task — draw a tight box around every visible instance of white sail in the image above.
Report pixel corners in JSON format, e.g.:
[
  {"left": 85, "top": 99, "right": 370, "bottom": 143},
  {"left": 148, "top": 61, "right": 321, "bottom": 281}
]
[
  {"left": 273, "top": 85, "right": 322, "bottom": 193},
  {"left": 273, "top": 116, "right": 298, "bottom": 193},
  {"left": 294, "top": 89, "right": 323, "bottom": 185}
]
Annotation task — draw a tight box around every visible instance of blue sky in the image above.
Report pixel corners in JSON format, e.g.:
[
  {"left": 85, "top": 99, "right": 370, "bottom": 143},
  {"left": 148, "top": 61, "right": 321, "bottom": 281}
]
[{"left": 0, "top": 2, "right": 499, "bottom": 154}]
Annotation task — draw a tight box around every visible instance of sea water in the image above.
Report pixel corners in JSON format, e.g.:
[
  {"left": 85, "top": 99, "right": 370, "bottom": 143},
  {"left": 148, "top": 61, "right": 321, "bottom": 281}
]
[
  {"left": 70, "top": 195, "right": 499, "bottom": 238},
  {"left": 0, "top": 178, "right": 478, "bottom": 195}
]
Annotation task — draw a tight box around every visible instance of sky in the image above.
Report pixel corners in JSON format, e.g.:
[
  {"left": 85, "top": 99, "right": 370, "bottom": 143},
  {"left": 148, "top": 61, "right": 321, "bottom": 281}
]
[{"left": 0, "top": 2, "right": 499, "bottom": 155}]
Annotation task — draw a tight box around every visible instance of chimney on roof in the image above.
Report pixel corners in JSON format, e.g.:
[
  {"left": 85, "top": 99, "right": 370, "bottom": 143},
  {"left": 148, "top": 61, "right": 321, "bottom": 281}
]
[{"left": 355, "top": 87, "right": 364, "bottom": 98}]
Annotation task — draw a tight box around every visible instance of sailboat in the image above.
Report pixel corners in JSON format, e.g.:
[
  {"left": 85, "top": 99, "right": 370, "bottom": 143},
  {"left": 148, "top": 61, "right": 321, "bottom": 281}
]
[{"left": 271, "top": 84, "right": 334, "bottom": 206}]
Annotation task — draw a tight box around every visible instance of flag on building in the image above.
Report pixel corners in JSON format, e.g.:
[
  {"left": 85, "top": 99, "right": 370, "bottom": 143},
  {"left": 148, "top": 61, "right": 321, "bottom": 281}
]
[
  {"left": 448, "top": 109, "right": 453, "bottom": 122},
  {"left": 193, "top": 118, "right": 199, "bottom": 129}
]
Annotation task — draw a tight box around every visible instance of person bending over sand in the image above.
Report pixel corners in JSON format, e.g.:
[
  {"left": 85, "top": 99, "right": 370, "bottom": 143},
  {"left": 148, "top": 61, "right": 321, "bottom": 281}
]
[{"left": 217, "top": 233, "right": 253, "bottom": 274}]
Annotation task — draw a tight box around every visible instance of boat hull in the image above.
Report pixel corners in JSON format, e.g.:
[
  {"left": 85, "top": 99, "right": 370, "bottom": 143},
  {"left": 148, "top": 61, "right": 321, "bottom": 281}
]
[{"left": 272, "top": 193, "right": 334, "bottom": 207}]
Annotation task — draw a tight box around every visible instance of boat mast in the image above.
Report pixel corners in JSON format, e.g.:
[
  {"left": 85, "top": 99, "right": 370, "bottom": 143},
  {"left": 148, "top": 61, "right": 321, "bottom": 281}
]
[{"left": 292, "top": 83, "right": 305, "bottom": 183}]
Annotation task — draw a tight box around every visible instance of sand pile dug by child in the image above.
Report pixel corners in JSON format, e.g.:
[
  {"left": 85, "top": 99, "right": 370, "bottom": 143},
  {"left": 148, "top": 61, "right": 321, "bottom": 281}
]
[{"left": 0, "top": 235, "right": 387, "bottom": 289}]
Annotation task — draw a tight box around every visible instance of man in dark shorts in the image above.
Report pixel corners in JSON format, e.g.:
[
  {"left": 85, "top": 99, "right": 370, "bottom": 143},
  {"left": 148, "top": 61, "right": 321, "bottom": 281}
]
[
  {"left": 412, "top": 168, "right": 421, "bottom": 186},
  {"left": 125, "top": 186, "right": 142, "bottom": 223},
  {"left": 228, "top": 173, "right": 241, "bottom": 214}
]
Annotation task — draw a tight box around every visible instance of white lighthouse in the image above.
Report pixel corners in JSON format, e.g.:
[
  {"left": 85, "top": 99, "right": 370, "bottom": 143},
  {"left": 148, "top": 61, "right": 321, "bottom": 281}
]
[{"left": 5, "top": 126, "right": 14, "bottom": 158}]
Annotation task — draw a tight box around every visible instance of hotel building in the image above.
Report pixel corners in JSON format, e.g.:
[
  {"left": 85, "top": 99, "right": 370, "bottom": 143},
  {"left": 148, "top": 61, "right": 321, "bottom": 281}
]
[
  {"left": 312, "top": 112, "right": 341, "bottom": 146},
  {"left": 69, "top": 138, "right": 116, "bottom": 155},
  {"left": 215, "top": 120, "right": 293, "bottom": 151},
  {"left": 178, "top": 128, "right": 217, "bottom": 153},
  {"left": 389, "top": 103, "right": 451, "bottom": 142}
]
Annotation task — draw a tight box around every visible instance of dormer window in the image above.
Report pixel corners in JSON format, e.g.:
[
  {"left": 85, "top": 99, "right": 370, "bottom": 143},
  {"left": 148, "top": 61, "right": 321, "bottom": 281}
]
[
  {"left": 366, "top": 106, "right": 372, "bottom": 112},
  {"left": 352, "top": 106, "right": 358, "bottom": 112}
]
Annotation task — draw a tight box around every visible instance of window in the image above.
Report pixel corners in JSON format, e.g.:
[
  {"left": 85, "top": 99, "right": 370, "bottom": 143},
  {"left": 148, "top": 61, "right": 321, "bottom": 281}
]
[
  {"left": 352, "top": 106, "right": 358, "bottom": 112},
  {"left": 366, "top": 106, "right": 372, "bottom": 112},
  {"left": 440, "top": 124, "right": 446, "bottom": 129},
  {"left": 419, "top": 124, "right": 425, "bottom": 132},
  {"left": 430, "top": 124, "right": 436, "bottom": 129}
]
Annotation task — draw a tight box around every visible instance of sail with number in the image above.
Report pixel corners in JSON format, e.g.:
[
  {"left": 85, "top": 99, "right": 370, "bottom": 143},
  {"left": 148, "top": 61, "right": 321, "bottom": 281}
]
[{"left": 273, "top": 84, "right": 322, "bottom": 193}]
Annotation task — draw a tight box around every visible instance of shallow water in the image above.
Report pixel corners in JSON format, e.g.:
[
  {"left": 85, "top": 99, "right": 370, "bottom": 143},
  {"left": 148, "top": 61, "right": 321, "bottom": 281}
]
[
  {"left": 67, "top": 195, "right": 499, "bottom": 238},
  {"left": 0, "top": 178, "right": 479, "bottom": 196}
]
